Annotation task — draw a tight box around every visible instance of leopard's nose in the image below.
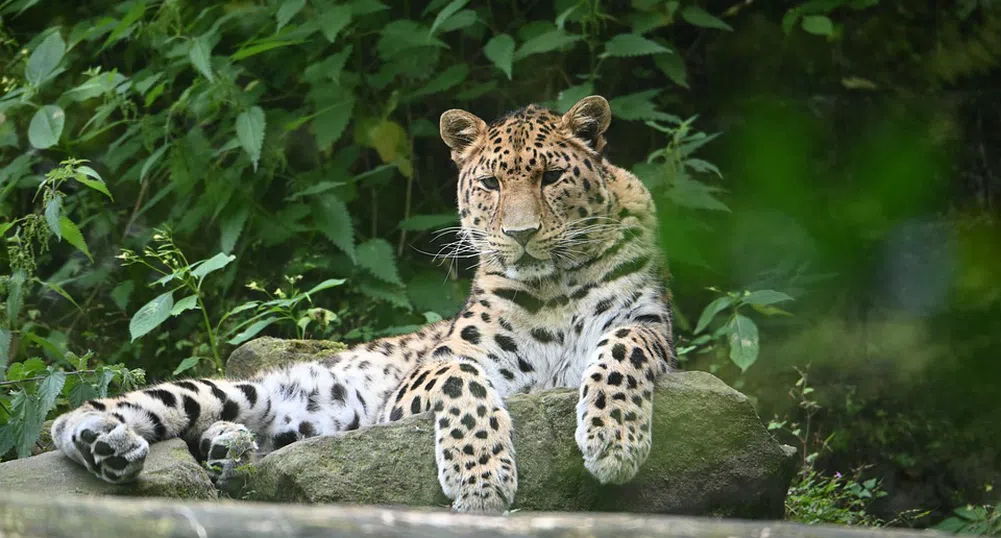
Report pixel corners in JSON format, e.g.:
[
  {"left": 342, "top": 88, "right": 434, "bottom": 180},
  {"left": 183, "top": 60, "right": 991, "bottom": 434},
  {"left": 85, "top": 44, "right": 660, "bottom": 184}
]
[{"left": 502, "top": 226, "right": 539, "bottom": 246}]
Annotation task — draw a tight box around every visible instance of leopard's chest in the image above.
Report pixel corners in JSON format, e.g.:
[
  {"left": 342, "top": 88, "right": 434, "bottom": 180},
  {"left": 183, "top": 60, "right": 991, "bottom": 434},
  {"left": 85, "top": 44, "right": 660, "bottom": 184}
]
[{"left": 480, "top": 276, "right": 656, "bottom": 397}]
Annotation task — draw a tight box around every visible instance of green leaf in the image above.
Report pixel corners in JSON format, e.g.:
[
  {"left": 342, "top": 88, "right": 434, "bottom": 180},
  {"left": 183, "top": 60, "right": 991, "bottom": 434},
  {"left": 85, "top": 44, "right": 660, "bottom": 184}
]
[
  {"left": 608, "top": 90, "right": 675, "bottom": 123},
  {"left": 172, "top": 357, "right": 202, "bottom": 376},
  {"left": 231, "top": 39, "right": 304, "bottom": 60},
  {"left": 129, "top": 291, "right": 174, "bottom": 342},
  {"left": 306, "top": 278, "right": 347, "bottom": 296},
  {"left": 0, "top": 328, "right": 11, "bottom": 376},
  {"left": 16, "top": 394, "right": 46, "bottom": 458},
  {"left": 0, "top": 424, "right": 13, "bottom": 457},
  {"left": 556, "top": 83, "right": 594, "bottom": 113},
  {"left": 430, "top": 0, "right": 469, "bottom": 35},
  {"left": 695, "top": 295, "right": 734, "bottom": 334},
  {"left": 276, "top": 0, "right": 306, "bottom": 30},
  {"left": 220, "top": 205, "right": 249, "bottom": 254},
  {"left": 601, "top": 33, "right": 670, "bottom": 57},
  {"left": 59, "top": 217, "right": 92, "bottom": 261},
  {"left": 104, "top": 1, "right": 147, "bottom": 47},
  {"left": 227, "top": 317, "right": 279, "bottom": 346},
  {"left": 437, "top": 9, "right": 477, "bottom": 33},
  {"left": 188, "top": 36, "right": 214, "bottom": 82},
  {"left": 170, "top": 294, "right": 200, "bottom": 316},
  {"left": 74, "top": 167, "right": 113, "bottom": 200},
  {"left": 801, "top": 15, "right": 834, "bottom": 35},
  {"left": 484, "top": 34, "right": 515, "bottom": 79},
  {"left": 727, "top": 314, "right": 759, "bottom": 372},
  {"left": 140, "top": 144, "right": 169, "bottom": 182},
  {"left": 44, "top": 196, "right": 62, "bottom": 240},
  {"left": 358, "top": 280, "right": 412, "bottom": 310},
  {"left": 514, "top": 29, "right": 583, "bottom": 61},
  {"left": 312, "top": 193, "right": 355, "bottom": 261},
  {"left": 654, "top": 52, "right": 689, "bottom": 88},
  {"left": 319, "top": 4, "right": 352, "bottom": 43},
  {"left": 110, "top": 280, "right": 135, "bottom": 311},
  {"left": 314, "top": 97, "right": 355, "bottom": 150},
  {"left": 191, "top": 252, "right": 236, "bottom": 280},
  {"left": 28, "top": 105, "right": 65, "bottom": 149},
  {"left": 681, "top": 6, "right": 732, "bottom": 31},
  {"left": 38, "top": 369, "right": 66, "bottom": 414},
  {"left": 356, "top": 238, "right": 403, "bottom": 286},
  {"left": 25, "top": 31, "right": 65, "bottom": 87},
  {"left": 236, "top": 106, "right": 266, "bottom": 172},
  {"left": 742, "top": 290, "right": 794, "bottom": 307},
  {"left": 399, "top": 213, "right": 457, "bottom": 231},
  {"left": 410, "top": 64, "right": 469, "bottom": 100},
  {"left": 37, "top": 279, "right": 81, "bottom": 310},
  {"left": 6, "top": 270, "right": 26, "bottom": 322},
  {"left": 377, "top": 20, "right": 448, "bottom": 59},
  {"left": 69, "top": 382, "right": 98, "bottom": 408}
]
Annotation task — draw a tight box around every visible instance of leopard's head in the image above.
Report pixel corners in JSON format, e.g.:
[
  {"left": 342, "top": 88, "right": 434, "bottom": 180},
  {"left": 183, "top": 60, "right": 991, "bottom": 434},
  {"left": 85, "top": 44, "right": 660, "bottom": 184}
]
[{"left": 440, "top": 96, "right": 620, "bottom": 280}]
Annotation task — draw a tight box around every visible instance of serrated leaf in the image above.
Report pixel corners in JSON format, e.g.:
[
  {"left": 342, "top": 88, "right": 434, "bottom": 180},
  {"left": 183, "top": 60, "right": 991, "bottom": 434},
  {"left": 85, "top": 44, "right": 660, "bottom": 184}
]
[
  {"left": 430, "top": 0, "right": 469, "bottom": 35},
  {"left": 514, "top": 29, "right": 583, "bottom": 61},
  {"left": 236, "top": 106, "right": 265, "bottom": 171},
  {"left": 695, "top": 295, "right": 734, "bottom": 334},
  {"left": 356, "top": 238, "right": 402, "bottom": 285},
  {"left": 44, "top": 196, "right": 63, "bottom": 240},
  {"left": 358, "top": 281, "right": 412, "bottom": 310},
  {"left": 399, "top": 213, "right": 457, "bottom": 231},
  {"left": 28, "top": 105, "right": 65, "bottom": 149},
  {"left": 220, "top": 205, "right": 248, "bottom": 254},
  {"left": 276, "top": 0, "right": 306, "bottom": 30},
  {"left": 0, "top": 328, "right": 11, "bottom": 376},
  {"left": 74, "top": 169, "right": 113, "bottom": 200},
  {"left": 377, "top": 20, "right": 448, "bottom": 59},
  {"left": 227, "top": 317, "right": 279, "bottom": 346},
  {"left": 129, "top": 291, "right": 174, "bottom": 341},
  {"left": 170, "top": 294, "right": 200, "bottom": 316},
  {"left": 110, "top": 280, "right": 134, "bottom": 311},
  {"left": 312, "top": 193, "right": 355, "bottom": 260},
  {"left": 25, "top": 32, "right": 65, "bottom": 87},
  {"left": 314, "top": 97, "right": 355, "bottom": 150},
  {"left": 484, "top": 34, "right": 515, "bottom": 79},
  {"left": 319, "top": 4, "right": 352, "bottom": 43},
  {"left": 188, "top": 36, "right": 214, "bottom": 81},
  {"left": 172, "top": 357, "right": 202, "bottom": 376},
  {"left": 59, "top": 217, "right": 92, "bottom": 261},
  {"left": 16, "top": 395, "right": 47, "bottom": 458},
  {"left": 38, "top": 369, "right": 66, "bottom": 414},
  {"left": 191, "top": 252, "right": 236, "bottom": 280},
  {"left": 681, "top": 6, "right": 732, "bottom": 31},
  {"left": 69, "top": 382, "right": 98, "bottom": 408},
  {"left": 602, "top": 33, "right": 670, "bottom": 57},
  {"left": 654, "top": 52, "right": 689, "bottom": 88},
  {"left": 609, "top": 90, "right": 675, "bottom": 123},
  {"left": 306, "top": 278, "right": 347, "bottom": 296},
  {"left": 801, "top": 15, "right": 834, "bottom": 35},
  {"left": 727, "top": 314, "right": 759, "bottom": 372},
  {"left": 742, "top": 290, "right": 794, "bottom": 307},
  {"left": 104, "top": 1, "right": 147, "bottom": 47}
]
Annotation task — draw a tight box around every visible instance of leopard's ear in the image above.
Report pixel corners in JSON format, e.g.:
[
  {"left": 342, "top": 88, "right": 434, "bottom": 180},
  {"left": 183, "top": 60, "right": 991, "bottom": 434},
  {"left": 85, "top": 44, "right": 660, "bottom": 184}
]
[
  {"left": 562, "top": 95, "right": 611, "bottom": 152},
  {"left": 440, "top": 109, "right": 487, "bottom": 163}
]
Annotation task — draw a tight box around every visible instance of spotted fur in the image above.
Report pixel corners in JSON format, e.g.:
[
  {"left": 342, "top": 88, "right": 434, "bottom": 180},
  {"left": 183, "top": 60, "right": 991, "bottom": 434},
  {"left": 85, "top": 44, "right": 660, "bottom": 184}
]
[{"left": 51, "top": 96, "right": 675, "bottom": 512}]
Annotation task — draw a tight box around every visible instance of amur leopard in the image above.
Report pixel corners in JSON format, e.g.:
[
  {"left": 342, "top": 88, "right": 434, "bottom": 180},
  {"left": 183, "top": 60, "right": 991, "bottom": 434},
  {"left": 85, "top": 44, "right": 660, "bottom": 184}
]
[{"left": 51, "top": 95, "right": 676, "bottom": 512}]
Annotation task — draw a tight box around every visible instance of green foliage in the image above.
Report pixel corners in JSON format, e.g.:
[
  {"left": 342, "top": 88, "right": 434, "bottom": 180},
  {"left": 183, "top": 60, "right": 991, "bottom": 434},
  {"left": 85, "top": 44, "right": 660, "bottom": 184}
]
[{"left": 935, "top": 500, "right": 1001, "bottom": 536}]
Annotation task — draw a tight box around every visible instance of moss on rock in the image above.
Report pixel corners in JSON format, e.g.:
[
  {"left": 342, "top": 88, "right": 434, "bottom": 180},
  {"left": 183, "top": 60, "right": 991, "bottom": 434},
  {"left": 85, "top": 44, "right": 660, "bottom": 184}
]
[{"left": 226, "top": 337, "right": 348, "bottom": 378}]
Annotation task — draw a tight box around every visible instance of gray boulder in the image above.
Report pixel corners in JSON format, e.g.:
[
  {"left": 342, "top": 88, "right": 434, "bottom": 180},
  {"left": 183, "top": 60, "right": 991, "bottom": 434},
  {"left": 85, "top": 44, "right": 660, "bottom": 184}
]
[
  {"left": 227, "top": 338, "right": 796, "bottom": 517},
  {"left": 0, "top": 438, "right": 216, "bottom": 500}
]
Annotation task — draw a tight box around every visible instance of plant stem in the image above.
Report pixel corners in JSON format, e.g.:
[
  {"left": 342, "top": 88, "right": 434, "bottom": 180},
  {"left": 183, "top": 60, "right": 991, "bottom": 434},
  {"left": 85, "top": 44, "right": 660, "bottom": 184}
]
[
  {"left": 0, "top": 369, "right": 100, "bottom": 388},
  {"left": 195, "top": 293, "right": 221, "bottom": 373}
]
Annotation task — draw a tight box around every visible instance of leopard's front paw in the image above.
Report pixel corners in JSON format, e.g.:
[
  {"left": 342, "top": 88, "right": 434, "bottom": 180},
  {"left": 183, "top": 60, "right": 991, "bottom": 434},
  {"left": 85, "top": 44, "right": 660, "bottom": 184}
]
[
  {"left": 575, "top": 394, "right": 652, "bottom": 485},
  {"left": 436, "top": 412, "right": 518, "bottom": 512},
  {"left": 55, "top": 411, "right": 149, "bottom": 483}
]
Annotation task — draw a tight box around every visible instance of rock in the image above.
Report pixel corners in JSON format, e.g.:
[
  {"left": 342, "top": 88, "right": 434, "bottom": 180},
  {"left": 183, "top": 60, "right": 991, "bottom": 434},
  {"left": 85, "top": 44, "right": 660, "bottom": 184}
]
[
  {"left": 226, "top": 337, "right": 347, "bottom": 378},
  {"left": 0, "top": 438, "right": 216, "bottom": 500},
  {"left": 240, "top": 370, "right": 797, "bottom": 518}
]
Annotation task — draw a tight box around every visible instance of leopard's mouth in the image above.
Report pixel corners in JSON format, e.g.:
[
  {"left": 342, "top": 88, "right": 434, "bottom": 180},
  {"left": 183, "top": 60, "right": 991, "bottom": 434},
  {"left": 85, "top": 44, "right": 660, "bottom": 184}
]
[{"left": 512, "top": 252, "right": 547, "bottom": 268}]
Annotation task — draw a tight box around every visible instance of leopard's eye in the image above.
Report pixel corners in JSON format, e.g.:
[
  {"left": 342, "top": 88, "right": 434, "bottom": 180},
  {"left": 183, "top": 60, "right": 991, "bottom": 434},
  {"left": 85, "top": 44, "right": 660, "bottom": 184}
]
[
  {"left": 541, "top": 169, "right": 564, "bottom": 187},
  {"left": 479, "top": 176, "right": 500, "bottom": 191}
]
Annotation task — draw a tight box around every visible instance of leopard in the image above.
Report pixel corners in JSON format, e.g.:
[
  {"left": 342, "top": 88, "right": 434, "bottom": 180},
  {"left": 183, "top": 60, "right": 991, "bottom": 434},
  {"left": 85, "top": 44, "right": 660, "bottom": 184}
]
[{"left": 50, "top": 95, "right": 676, "bottom": 513}]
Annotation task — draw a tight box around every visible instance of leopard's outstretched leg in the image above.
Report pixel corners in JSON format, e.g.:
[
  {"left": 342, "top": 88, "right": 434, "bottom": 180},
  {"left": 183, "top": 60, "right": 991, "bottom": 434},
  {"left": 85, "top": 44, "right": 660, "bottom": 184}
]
[
  {"left": 382, "top": 348, "right": 517, "bottom": 513},
  {"left": 576, "top": 323, "right": 673, "bottom": 484},
  {"left": 51, "top": 378, "right": 271, "bottom": 483}
]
